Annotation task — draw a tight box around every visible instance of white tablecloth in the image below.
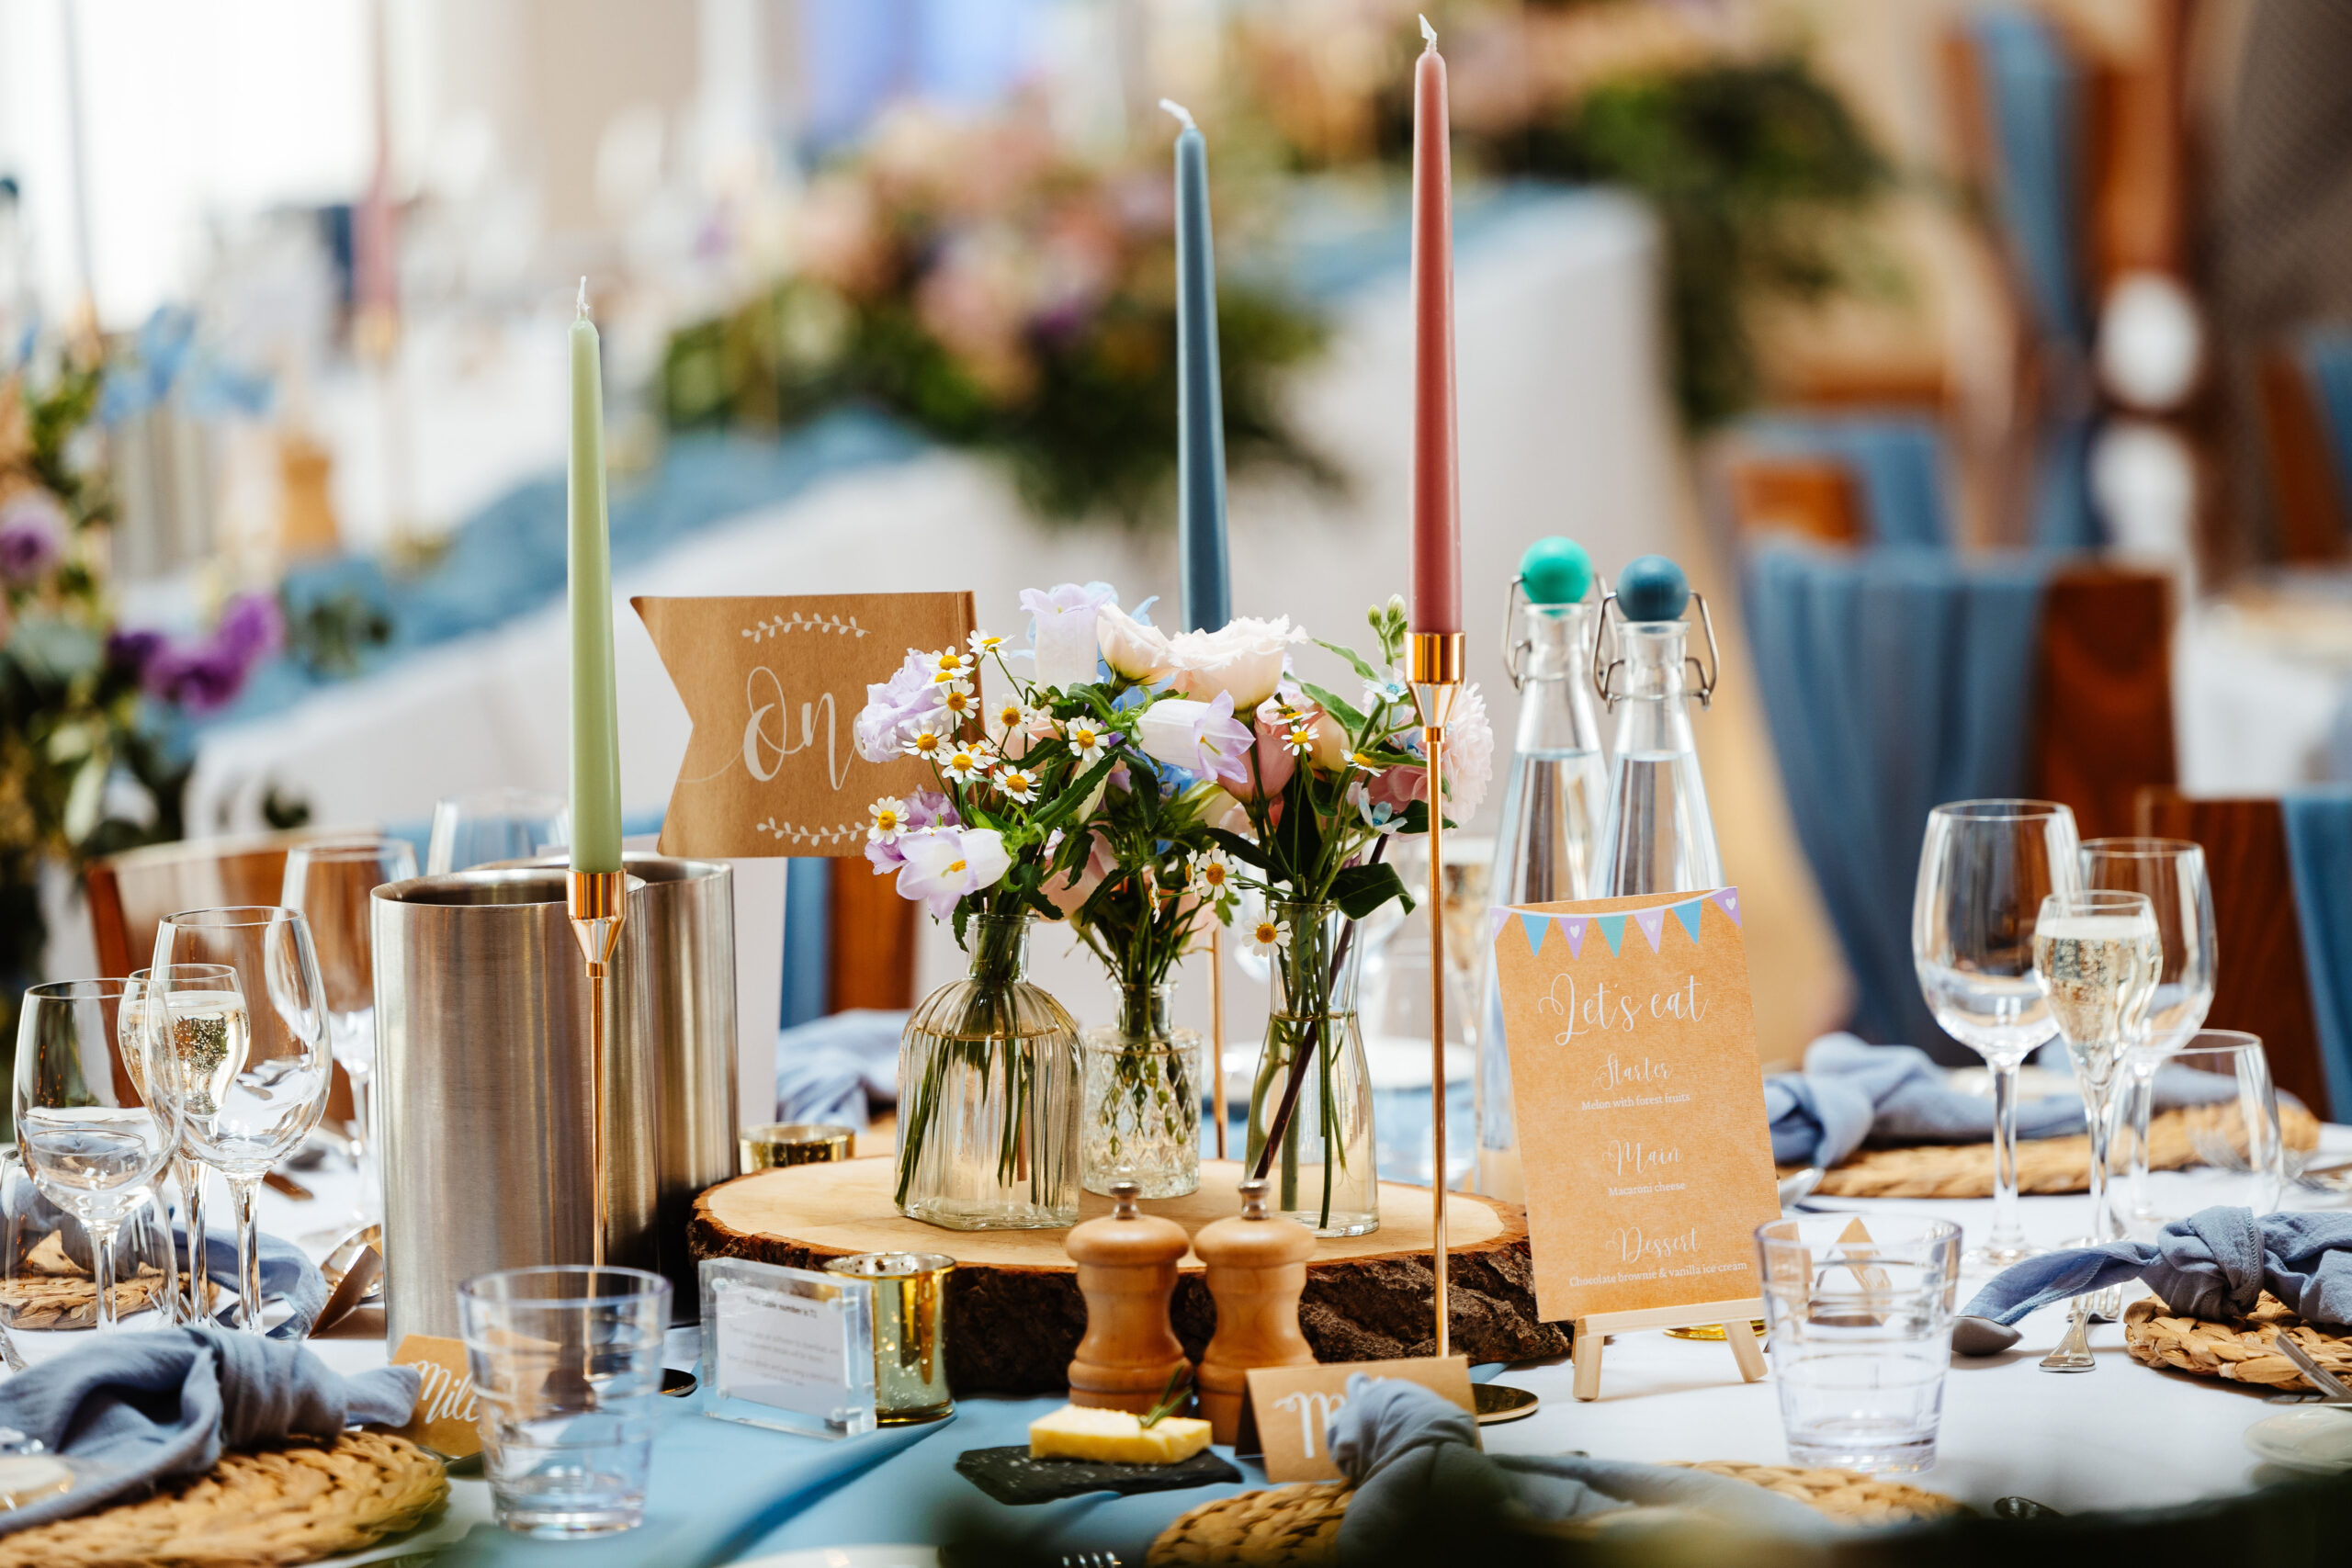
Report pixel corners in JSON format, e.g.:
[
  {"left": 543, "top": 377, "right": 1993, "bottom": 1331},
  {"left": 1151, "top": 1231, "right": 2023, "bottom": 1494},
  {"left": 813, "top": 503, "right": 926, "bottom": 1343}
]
[{"left": 0, "top": 1124, "right": 2322, "bottom": 1564}]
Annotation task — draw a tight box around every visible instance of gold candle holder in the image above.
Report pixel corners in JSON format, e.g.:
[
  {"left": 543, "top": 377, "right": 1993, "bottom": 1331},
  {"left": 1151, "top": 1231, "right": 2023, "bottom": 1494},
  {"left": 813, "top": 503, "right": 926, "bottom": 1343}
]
[
  {"left": 826, "top": 1252, "right": 955, "bottom": 1425},
  {"left": 569, "top": 869, "right": 628, "bottom": 1269},
  {"left": 739, "top": 1122, "right": 856, "bottom": 1172},
  {"left": 1408, "top": 631, "right": 1464, "bottom": 1359}
]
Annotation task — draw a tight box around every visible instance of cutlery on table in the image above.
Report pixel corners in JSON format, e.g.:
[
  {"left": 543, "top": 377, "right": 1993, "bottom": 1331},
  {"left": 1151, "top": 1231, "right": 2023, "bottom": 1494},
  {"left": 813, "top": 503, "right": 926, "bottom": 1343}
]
[
  {"left": 2040, "top": 1297, "right": 2097, "bottom": 1372},
  {"left": 2273, "top": 1331, "right": 2352, "bottom": 1401}
]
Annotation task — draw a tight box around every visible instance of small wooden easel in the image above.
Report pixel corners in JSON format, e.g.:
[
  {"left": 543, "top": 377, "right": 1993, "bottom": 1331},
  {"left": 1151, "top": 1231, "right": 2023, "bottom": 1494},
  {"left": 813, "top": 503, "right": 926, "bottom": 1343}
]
[{"left": 1570, "top": 1294, "right": 1768, "bottom": 1402}]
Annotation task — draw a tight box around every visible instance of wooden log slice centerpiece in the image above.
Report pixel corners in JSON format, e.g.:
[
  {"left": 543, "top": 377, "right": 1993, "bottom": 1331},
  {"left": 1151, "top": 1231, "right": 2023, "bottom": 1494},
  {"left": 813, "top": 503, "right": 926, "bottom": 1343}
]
[{"left": 690, "top": 1157, "right": 1569, "bottom": 1394}]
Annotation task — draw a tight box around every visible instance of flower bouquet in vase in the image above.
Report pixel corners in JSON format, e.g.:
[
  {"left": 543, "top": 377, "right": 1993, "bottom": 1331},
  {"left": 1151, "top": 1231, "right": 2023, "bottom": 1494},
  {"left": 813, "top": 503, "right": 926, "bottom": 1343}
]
[
  {"left": 1196, "top": 598, "right": 1492, "bottom": 1236},
  {"left": 858, "top": 585, "right": 1188, "bottom": 1229}
]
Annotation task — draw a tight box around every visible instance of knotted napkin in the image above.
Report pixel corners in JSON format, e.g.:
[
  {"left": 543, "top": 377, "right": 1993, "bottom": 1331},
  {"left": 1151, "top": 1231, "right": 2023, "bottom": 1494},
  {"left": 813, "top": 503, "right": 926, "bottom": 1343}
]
[
  {"left": 1328, "top": 1378, "right": 1823, "bottom": 1559},
  {"left": 1766, "top": 1033, "right": 2245, "bottom": 1168},
  {"left": 184, "top": 1225, "right": 330, "bottom": 1340},
  {"left": 0, "top": 1325, "right": 419, "bottom": 1535},
  {"left": 1959, "top": 1206, "right": 2352, "bottom": 1327}
]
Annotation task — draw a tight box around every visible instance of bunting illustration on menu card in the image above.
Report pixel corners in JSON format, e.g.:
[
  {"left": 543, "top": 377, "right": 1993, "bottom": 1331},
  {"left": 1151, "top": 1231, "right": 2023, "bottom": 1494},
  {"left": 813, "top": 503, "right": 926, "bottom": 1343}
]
[{"left": 1488, "top": 887, "right": 1780, "bottom": 1323}]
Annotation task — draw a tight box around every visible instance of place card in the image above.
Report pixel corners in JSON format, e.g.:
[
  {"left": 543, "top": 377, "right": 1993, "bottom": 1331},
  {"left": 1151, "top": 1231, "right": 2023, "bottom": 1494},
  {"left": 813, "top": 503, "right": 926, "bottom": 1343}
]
[
  {"left": 1490, "top": 888, "right": 1782, "bottom": 1325},
  {"left": 384, "top": 1334, "right": 482, "bottom": 1459},
  {"left": 699, "top": 1258, "right": 878, "bottom": 1438},
  {"left": 1242, "top": 1357, "right": 1476, "bottom": 1482},
  {"left": 637, "top": 592, "right": 977, "bottom": 858}
]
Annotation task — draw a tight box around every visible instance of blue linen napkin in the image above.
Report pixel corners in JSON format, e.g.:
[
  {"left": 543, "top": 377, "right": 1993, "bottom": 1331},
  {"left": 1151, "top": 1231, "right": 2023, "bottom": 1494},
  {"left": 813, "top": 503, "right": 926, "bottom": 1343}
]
[
  {"left": 1329, "top": 1378, "right": 1825, "bottom": 1557},
  {"left": 775, "top": 1009, "right": 909, "bottom": 1124},
  {"left": 180, "top": 1224, "right": 330, "bottom": 1341},
  {"left": 1960, "top": 1207, "right": 2352, "bottom": 1327},
  {"left": 1765, "top": 1033, "right": 2247, "bottom": 1168},
  {"left": 0, "top": 1325, "right": 418, "bottom": 1536}
]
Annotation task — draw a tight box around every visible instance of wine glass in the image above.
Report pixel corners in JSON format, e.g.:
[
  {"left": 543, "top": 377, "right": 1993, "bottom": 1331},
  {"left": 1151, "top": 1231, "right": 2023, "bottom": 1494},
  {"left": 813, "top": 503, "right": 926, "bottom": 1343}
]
[
  {"left": 2032, "top": 890, "right": 2160, "bottom": 1247},
  {"left": 281, "top": 837, "right": 417, "bottom": 1230},
  {"left": 121, "top": 964, "right": 238, "bottom": 1323},
  {"left": 1913, "top": 799, "right": 2081, "bottom": 1270},
  {"left": 147, "top": 907, "right": 334, "bottom": 1333},
  {"left": 2079, "top": 839, "right": 2216, "bottom": 1229},
  {"left": 427, "top": 789, "right": 570, "bottom": 874},
  {"left": 13, "top": 979, "right": 181, "bottom": 1330}
]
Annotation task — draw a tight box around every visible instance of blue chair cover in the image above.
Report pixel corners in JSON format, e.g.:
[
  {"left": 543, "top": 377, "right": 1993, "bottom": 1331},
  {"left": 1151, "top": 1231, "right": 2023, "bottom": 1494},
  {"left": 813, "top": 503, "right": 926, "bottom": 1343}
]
[
  {"left": 1742, "top": 412, "right": 1953, "bottom": 548},
  {"left": 2297, "top": 326, "right": 2352, "bottom": 510},
  {"left": 1747, "top": 544, "right": 2052, "bottom": 1059},
  {"left": 2283, "top": 790, "right": 2352, "bottom": 1119}
]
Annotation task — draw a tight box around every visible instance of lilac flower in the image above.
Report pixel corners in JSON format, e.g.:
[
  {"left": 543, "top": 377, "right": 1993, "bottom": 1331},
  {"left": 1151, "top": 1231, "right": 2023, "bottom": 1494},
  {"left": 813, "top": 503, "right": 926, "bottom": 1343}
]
[
  {"left": 0, "top": 494, "right": 64, "bottom": 585},
  {"left": 854, "top": 649, "right": 949, "bottom": 763},
  {"left": 106, "top": 627, "right": 166, "bottom": 678},
  {"left": 894, "top": 826, "right": 1012, "bottom": 919},
  {"left": 1135, "top": 690, "right": 1255, "bottom": 788},
  {"left": 905, "top": 789, "right": 958, "bottom": 831},
  {"left": 212, "top": 592, "right": 283, "bottom": 661},
  {"left": 129, "top": 592, "right": 284, "bottom": 716},
  {"left": 1020, "top": 581, "right": 1116, "bottom": 690}
]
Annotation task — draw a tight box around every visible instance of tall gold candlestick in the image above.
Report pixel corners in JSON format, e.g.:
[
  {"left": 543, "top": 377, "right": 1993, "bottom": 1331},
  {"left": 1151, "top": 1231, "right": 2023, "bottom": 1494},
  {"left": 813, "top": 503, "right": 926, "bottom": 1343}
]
[
  {"left": 1409, "top": 630, "right": 1464, "bottom": 1359},
  {"left": 569, "top": 869, "right": 627, "bottom": 1268},
  {"left": 1210, "top": 927, "right": 1227, "bottom": 1161}
]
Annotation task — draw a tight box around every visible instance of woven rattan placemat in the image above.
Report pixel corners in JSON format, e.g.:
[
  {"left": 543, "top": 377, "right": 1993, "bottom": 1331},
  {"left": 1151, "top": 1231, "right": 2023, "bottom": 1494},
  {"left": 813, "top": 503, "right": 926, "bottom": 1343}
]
[
  {"left": 1806, "top": 1103, "right": 2323, "bottom": 1200},
  {"left": 1145, "top": 1463, "right": 1962, "bottom": 1564},
  {"left": 0, "top": 1268, "right": 178, "bottom": 1331},
  {"left": 0, "top": 1430, "right": 447, "bottom": 1568},
  {"left": 2122, "top": 1292, "right": 2352, "bottom": 1391}
]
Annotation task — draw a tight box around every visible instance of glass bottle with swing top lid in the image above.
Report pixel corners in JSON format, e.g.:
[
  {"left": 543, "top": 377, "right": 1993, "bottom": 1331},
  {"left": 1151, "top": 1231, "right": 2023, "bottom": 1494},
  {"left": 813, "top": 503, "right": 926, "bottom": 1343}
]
[
  {"left": 1592, "top": 554, "right": 1724, "bottom": 897},
  {"left": 1475, "top": 537, "right": 1611, "bottom": 1201}
]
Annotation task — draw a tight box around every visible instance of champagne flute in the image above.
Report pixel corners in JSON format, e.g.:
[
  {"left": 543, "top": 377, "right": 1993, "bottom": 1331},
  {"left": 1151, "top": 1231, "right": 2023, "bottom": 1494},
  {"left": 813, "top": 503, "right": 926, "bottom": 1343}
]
[
  {"left": 427, "top": 789, "right": 569, "bottom": 874},
  {"left": 121, "top": 964, "right": 238, "bottom": 1323},
  {"left": 2078, "top": 840, "right": 2216, "bottom": 1229},
  {"left": 1913, "top": 799, "right": 2081, "bottom": 1271},
  {"left": 281, "top": 837, "right": 417, "bottom": 1230},
  {"left": 14, "top": 979, "right": 181, "bottom": 1330},
  {"left": 147, "top": 907, "right": 334, "bottom": 1334}
]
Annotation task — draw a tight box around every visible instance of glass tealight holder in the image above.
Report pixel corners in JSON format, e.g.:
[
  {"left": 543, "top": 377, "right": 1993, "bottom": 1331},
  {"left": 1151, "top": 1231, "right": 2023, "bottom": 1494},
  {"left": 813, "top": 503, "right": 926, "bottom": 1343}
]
[
  {"left": 739, "top": 1123, "right": 856, "bottom": 1173},
  {"left": 825, "top": 1252, "right": 954, "bottom": 1425}
]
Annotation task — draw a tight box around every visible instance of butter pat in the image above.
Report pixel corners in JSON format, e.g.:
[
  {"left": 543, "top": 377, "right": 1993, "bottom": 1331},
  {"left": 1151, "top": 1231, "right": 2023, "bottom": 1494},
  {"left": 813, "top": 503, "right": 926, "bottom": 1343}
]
[{"left": 1028, "top": 1404, "right": 1215, "bottom": 1464}]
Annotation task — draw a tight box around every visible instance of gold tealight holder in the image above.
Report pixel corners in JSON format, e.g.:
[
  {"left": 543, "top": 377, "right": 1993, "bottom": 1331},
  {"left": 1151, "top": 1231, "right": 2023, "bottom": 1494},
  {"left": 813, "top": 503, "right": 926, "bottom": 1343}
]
[
  {"left": 738, "top": 1122, "right": 855, "bottom": 1173},
  {"left": 826, "top": 1252, "right": 955, "bottom": 1425}
]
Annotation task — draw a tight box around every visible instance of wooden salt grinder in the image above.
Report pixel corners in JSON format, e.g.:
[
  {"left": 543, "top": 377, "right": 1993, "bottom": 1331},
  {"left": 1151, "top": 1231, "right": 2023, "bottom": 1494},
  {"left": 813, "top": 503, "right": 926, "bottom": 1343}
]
[
  {"left": 1193, "top": 1177, "right": 1317, "bottom": 1446},
  {"left": 1065, "top": 1179, "right": 1192, "bottom": 1413}
]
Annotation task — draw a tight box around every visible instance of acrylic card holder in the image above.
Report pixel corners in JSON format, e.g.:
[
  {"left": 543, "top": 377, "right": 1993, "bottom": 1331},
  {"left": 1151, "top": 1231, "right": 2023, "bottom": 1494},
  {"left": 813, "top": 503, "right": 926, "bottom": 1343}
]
[{"left": 699, "top": 1258, "right": 877, "bottom": 1438}]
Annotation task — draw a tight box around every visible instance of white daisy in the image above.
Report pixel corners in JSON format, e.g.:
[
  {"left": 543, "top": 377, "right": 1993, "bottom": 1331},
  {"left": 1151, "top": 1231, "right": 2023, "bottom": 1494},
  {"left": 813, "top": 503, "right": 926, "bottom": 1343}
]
[
  {"left": 1191, "top": 848, "right": 1235, "bottom": 898},
  {"left": 942, "top": 741, "right": 994, "bottom": 784},
  {"left": 995, "top": 766, "right": 1040, "bottom": 804},
  {"left": 902, "top": 727, "right": 948, "bottom": 761},
  {"left": 938, "top": 685, "right": 979, "bottom": 721},
  {"left": 866, "top": 796, "right": 910, "bottom": 845},
  {"left": 1282, "top": 721, "right": 1316, "bottom": 757},
  {"left": 968, "top": 630, "right": 1011, "bottom": 658},
  {"left": 1250, "top": 915, "right": 1283, "bottom": 953},
  {"left": 928, "top": 648, "right": 977, "bottom": 685},
  {"left": 991, "top": 700, "right": 1027, "bottom": 736},
  {"left": 1066, "top": 716, "right": 1115, "bottom": 765}
]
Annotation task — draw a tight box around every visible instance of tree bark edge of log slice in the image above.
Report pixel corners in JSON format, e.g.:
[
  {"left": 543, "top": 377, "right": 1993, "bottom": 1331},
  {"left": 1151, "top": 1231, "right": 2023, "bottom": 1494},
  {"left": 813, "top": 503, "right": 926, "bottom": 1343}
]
[{"left": 688, "top": 1156, "right": 1574, "bottom": 1395}]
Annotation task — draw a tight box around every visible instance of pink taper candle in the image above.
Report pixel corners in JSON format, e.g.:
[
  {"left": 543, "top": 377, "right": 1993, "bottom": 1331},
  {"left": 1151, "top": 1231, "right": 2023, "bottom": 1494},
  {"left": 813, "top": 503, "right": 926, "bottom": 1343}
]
[{"left": 1408, "top": 15, "right": 1462, "bottom": 635}]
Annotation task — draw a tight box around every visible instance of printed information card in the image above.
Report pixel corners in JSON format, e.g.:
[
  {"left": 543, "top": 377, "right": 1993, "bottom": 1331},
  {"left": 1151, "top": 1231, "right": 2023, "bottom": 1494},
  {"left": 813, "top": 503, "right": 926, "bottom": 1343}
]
[
  {"left": 699, "top": 1258, "right": 878, "bottom": 1438},
  {"left": 1489, "top": 887, "right": 1782, "bottom": 1324}
]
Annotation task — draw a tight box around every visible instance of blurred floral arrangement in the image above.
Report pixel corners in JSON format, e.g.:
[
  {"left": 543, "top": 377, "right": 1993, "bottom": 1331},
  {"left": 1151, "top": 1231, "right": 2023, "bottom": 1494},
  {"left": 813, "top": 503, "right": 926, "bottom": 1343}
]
[
  {"left": 0, "top": 346, "right": 281, "bottom": 1023},
  {"left": 1232, "top": 0, "right": 1892, "bottom": 430},
  {"left": 662, "top": 106, "right": 1334, "bottom": 523}
]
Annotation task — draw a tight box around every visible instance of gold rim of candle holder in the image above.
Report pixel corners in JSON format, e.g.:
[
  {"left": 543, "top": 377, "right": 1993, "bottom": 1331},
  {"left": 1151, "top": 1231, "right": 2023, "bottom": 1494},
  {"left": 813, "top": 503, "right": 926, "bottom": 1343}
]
[{"left": 739, "top": 1123, "right": 857, "bottom": 1173}]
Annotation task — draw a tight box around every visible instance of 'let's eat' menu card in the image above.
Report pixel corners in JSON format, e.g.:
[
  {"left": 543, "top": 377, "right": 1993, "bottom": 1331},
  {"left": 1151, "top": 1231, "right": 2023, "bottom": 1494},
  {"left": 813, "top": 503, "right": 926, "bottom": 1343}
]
[{"left": 1489, "top": 887, "right": 1781, "bottom": 1324}]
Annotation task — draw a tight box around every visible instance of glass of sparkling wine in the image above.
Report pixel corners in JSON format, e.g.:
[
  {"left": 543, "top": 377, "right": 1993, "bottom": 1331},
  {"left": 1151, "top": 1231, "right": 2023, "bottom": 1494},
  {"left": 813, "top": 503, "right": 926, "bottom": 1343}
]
[
  {"left": 14, "top": 979, "right": 182, "bottom": 1330},
  {"left": 121, "top": 964, "right": 241, "bottom": 1324},
  {"left": 147, "top": 907, "right": 335, "bottom": 1334},
  {"left": 2031, "top": 890, "right": 2161, "bottom": 1259},
  {"left": 1912, "top": 799, "right": 2081, "bottom": 1270},
  {"left": 2078, "top": 840, "right": 2216, "bottom": 1229}
]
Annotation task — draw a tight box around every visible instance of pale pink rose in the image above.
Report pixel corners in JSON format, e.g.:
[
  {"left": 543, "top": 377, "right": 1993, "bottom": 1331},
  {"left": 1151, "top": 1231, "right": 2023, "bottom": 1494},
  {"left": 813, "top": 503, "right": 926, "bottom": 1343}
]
[
  {"left": 1166, "top": 616, "right": 1306, "bottom": 711},
  {"left": 1042, "top": 835, "right": 1117, "bottom": 917},
  {"left": 1097, "top": 602, "right": 1176, "bottom": 682},
  {"left": 1225, "top": 716, "right": 1296, "bottom": 802}
]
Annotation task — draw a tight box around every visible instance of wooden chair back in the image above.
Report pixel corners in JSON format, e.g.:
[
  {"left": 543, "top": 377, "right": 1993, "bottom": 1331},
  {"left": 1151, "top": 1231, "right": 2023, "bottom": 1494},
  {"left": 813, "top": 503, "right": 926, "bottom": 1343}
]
[
  {"left": 2134, "top": 789, "right": 2332, "bottom": 1118},
  {"left": 2258, "top": 346, "right": 2349, "bottom": 563},
  {"left": 2030, "top": 567, "right": 2176, "bottom": 840},
  {"left": 1720, "top": 455, "right": 1864, "bottom": 547},
  {"left": 828, "top": 856, "right": 920, "bottom": 1012}
]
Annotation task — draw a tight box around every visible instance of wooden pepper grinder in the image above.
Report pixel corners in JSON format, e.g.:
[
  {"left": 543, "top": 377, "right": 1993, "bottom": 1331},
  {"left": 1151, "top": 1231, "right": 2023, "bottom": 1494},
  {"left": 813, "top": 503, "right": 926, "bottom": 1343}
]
[
  {"left": 1193, "top": 1177, "right": 1317, "bottom": 1445},
  {"left": 1065, "top": 1179, "right": 1192, "bottom": 1413}
]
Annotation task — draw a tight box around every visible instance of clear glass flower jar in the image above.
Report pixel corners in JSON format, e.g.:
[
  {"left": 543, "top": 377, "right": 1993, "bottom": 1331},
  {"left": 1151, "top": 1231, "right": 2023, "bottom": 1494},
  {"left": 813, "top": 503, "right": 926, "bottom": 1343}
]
[
  {"left": 1244, "top": 899, "right": 1377, "bottom": 1236},
  {"left": 894, "top": 915, "right": 1081, "bottom": 1230},
  {"left": 1080, "top": 982, "right": 1202, "bottom": 1199}
]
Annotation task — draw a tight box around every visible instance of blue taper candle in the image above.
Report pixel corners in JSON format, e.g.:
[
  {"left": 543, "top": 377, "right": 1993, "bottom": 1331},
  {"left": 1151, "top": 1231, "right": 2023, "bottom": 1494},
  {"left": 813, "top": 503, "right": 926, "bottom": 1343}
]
[{"left": 1164, "top": 99, "right": 1230, "bottom": 633}]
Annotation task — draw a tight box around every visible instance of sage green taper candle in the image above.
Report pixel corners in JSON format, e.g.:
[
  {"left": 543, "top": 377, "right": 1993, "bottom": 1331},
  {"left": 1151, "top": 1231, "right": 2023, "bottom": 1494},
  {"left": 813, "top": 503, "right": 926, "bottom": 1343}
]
[{"left": 568, "top": 279, "right": 623, "bottom": 874}]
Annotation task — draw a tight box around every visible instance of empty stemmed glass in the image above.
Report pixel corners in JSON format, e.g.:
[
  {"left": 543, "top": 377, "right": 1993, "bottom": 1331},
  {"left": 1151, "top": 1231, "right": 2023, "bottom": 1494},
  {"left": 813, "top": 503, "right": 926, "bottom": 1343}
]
[
  {"left": 1913, "top": 800, "right": 2081, "bottom": 1271},
  {"left": 121, "top": 964, "right": 238, "bottom": 1323},
  {"left": 428, "top": 789, "right": 570, "bottom": 874},
  {"left": 146, "top": 907, "right": 335, "bottom": 1333},
  {"left": 281, "top": 837, "right": 417, "bottom": 1229},
  {"left": 14, "top": 980, "right": 181, "bottom": 1330},
  {"left": 2079, "top": 839, "right": 2216, "bottom": 1230},
  {"left": 2032, "top": 889, "right": 2160, "bottom": 1363}
]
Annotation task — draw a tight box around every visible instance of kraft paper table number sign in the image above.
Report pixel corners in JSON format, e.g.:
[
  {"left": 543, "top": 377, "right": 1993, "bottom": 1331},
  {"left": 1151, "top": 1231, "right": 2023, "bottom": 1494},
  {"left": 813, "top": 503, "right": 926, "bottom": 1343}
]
[
  {"left": 637, "top": 592, "right": 977, "bottom": 858},
  {"left": 1488, "top": 887, "right": 1783, "bottom": 1401},
  {"left": 699, "top": 1258, "right": 879, "bottom": 1438},
  {"left": 1243, "top": 1358, "right": 1476, "bottom": 1482}
]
